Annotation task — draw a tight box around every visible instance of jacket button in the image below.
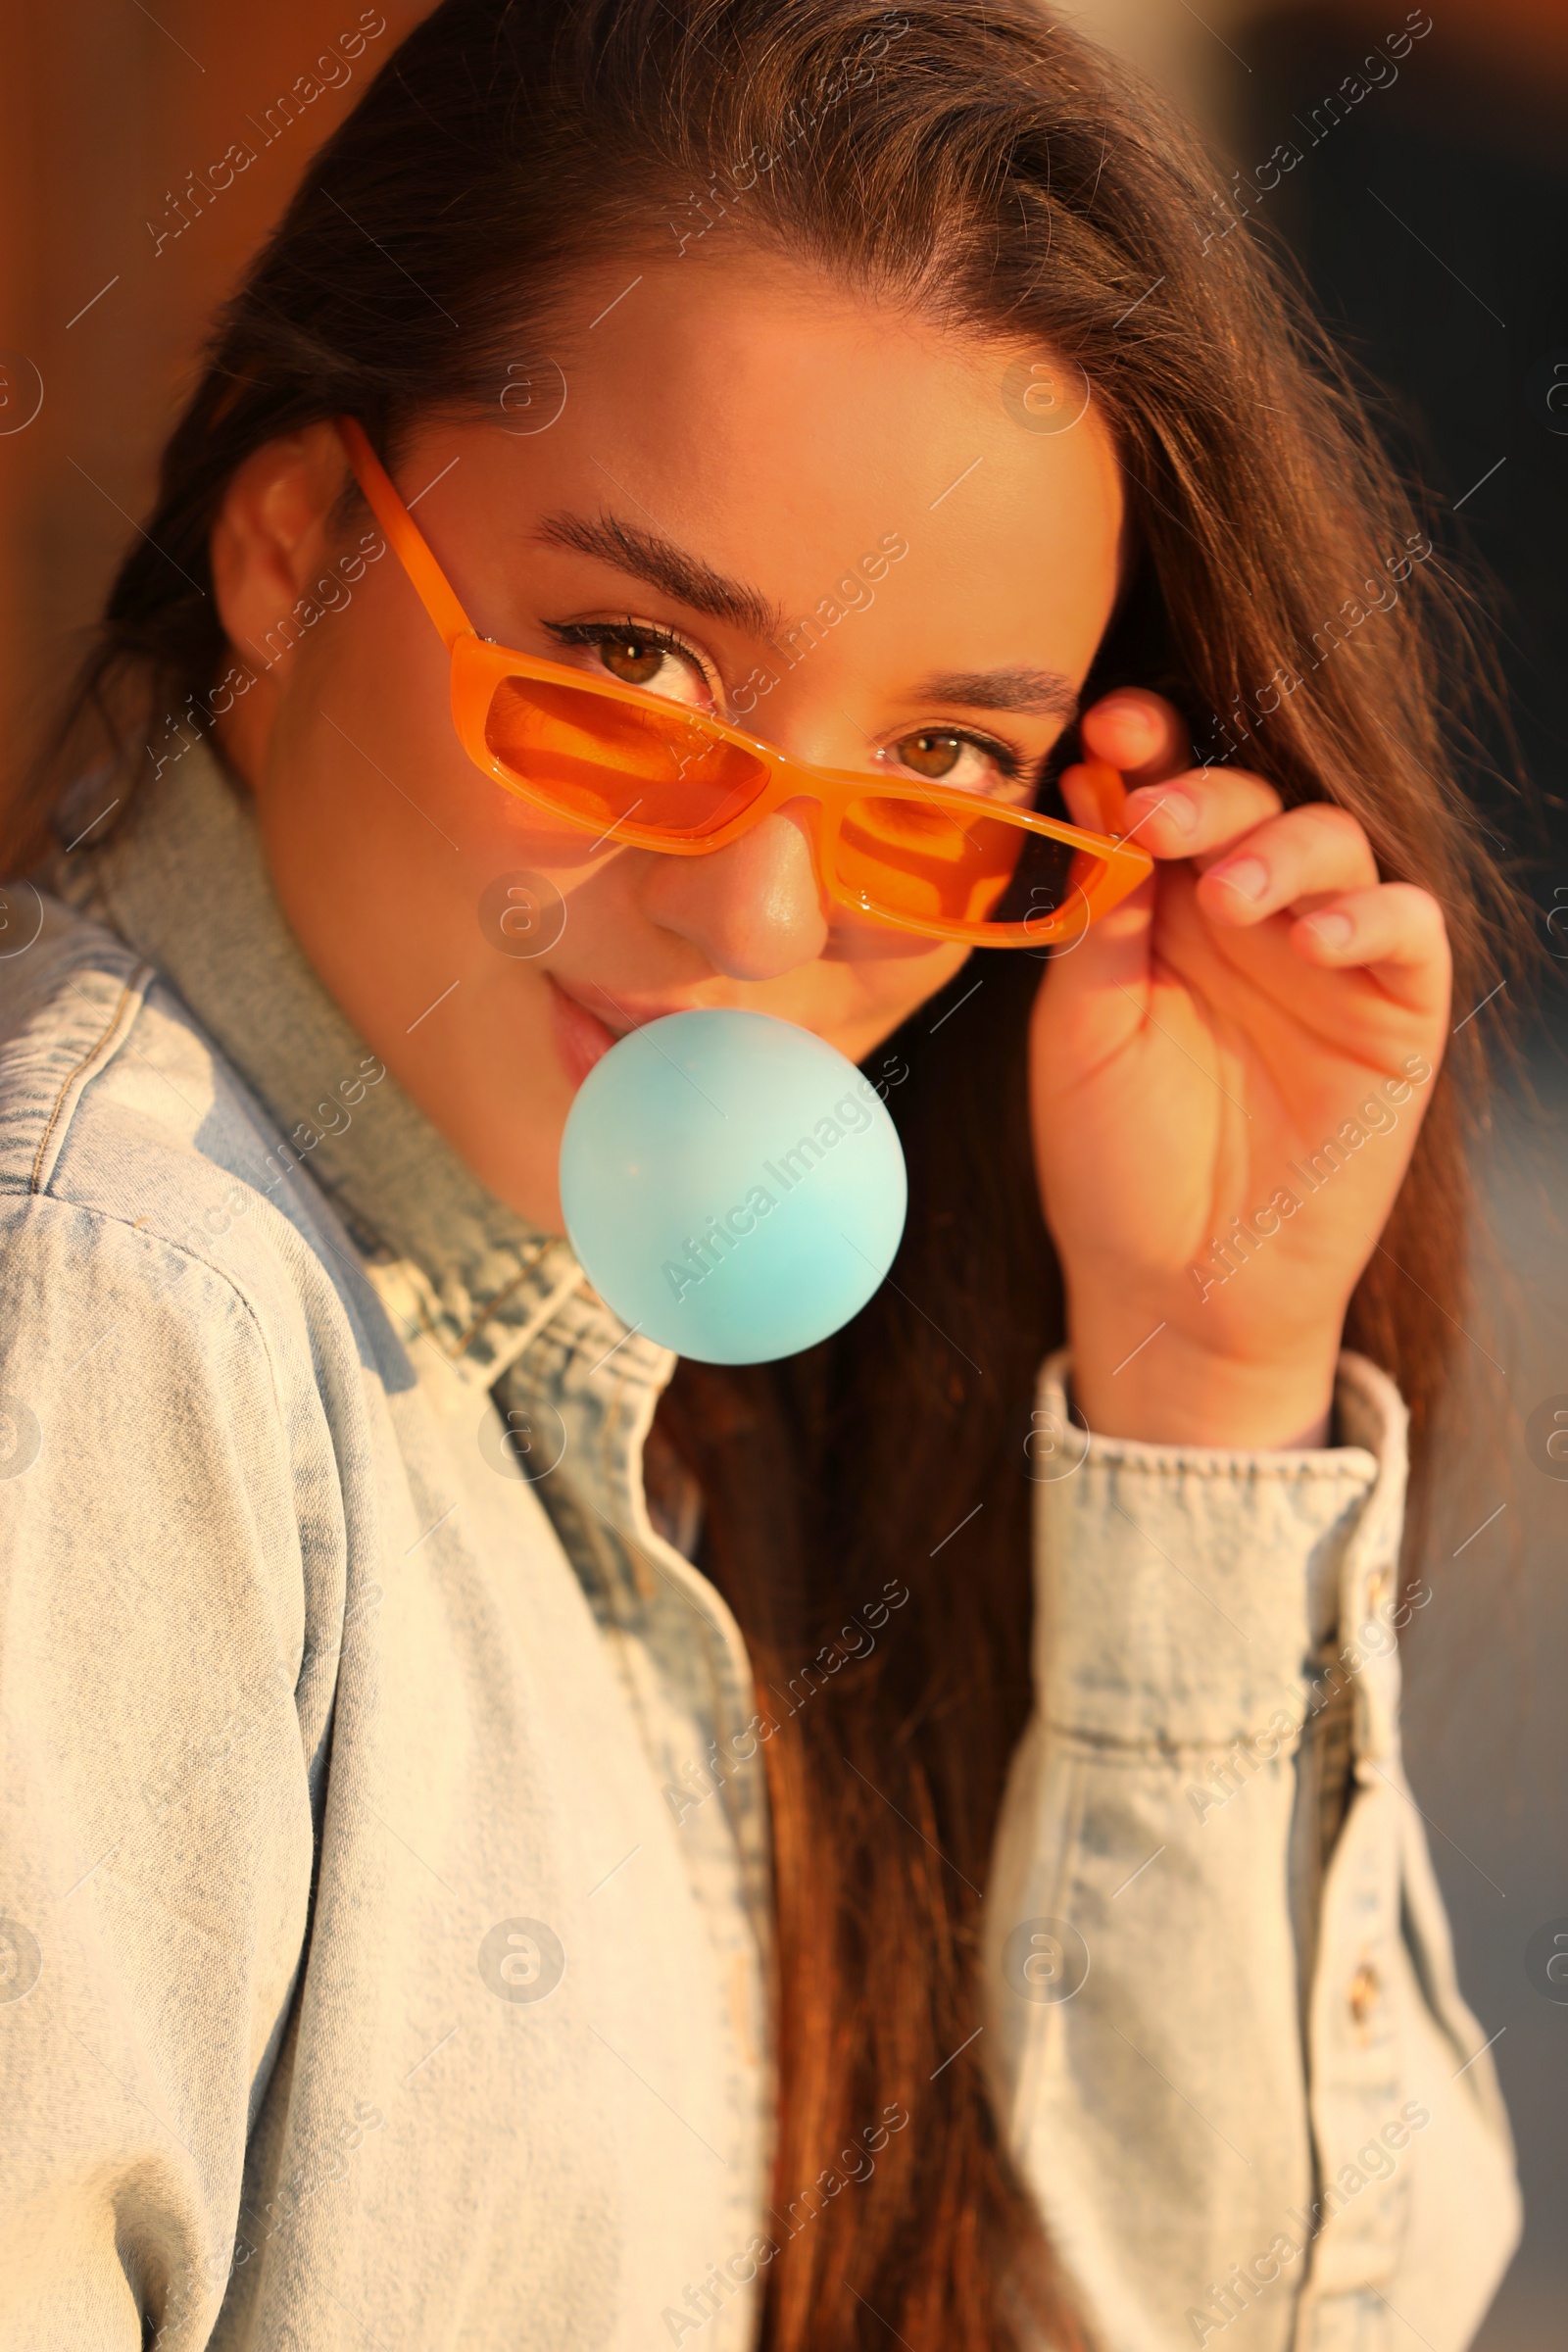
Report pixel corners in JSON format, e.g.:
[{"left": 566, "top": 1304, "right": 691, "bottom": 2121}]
[{"left": 1349, "top": 1962, "right": 1380, "bottom": 2025}]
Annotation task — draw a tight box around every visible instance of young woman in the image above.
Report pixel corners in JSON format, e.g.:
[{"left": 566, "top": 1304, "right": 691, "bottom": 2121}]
[{"left": 0, "top": 2, "right": 1522, "bottom": 2347}]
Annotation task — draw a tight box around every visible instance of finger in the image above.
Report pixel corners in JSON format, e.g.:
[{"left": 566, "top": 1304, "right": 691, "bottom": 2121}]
[
  {"left": 1118, "top": 764, "right": 1283, "bottom": 861},
  {"left": 1059, "top": 760, "right": 1123, "bottom": 834},
  {"left": 1290, "top": 882, "right": 1452, "bottom": 1012},
  {"left": 1196, "top": 802, "right": 1380, "bottom": 926},
  {"left": 1079, "top": 689, "right": 1191, "bottom": 786}
]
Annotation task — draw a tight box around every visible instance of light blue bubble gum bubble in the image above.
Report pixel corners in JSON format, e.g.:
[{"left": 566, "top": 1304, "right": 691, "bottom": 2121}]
[{"left": 559, "top": 1008, "right": 908, "bottom": 1365}]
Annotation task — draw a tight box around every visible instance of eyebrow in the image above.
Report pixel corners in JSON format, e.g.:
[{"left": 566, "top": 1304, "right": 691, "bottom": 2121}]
[
  {"left": 533, "top": 510, "right": 786, "bottom": 639},
  {"left": 532, "top": 512, "right": 1080, "bottom": 721},
  {"left": 907, "top": 666, "right": 1080, "bottom": 721}
]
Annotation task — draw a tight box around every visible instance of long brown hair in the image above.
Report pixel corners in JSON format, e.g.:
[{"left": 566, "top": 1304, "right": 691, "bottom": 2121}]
[{"left": 10, "top": 3, "right": 1518, "bottom": 2345}]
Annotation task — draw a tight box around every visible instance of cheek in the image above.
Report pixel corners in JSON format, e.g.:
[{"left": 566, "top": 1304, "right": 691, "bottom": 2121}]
[
  {"left": 297, "top": 591, "right": 607, "bottom": 879},
  {"left": 265, "top": 606, "right": 577, "bottom": 967},
  {"left": 805, "top": 928, "right": 971, "bottom": 1057},
  {"left": 289, "top": 566, "right": 459, "bottom": 789},
  {"left": 820, "top": 919, "right": 969, "bottom": 993},
  {"left": 471, "top": 797, "right": 607, "bottom": 875}
]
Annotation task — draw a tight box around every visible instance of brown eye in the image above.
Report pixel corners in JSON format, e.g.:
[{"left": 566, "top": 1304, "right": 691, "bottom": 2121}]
[
  {"left": 588, "top": 628, "right": 709, "bottom": 706},
  {"left": 599, "top": 632, "right": 668, "bottom": 687},
  {"left": 886, "top": 727, "right": 1029, "bottom": 802},
  {"left": 895, "top": 731, "right": 963, "bottom": 780}
]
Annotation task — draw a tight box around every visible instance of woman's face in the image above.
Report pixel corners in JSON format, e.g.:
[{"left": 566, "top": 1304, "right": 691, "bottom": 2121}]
[{"left": 212, "top": 252, "right": 1124, "bottom": 1229}]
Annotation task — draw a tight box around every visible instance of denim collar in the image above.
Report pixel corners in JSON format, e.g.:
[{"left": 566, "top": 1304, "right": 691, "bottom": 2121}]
[{"left": 41, "top": 741, "right": 598, "bottom": 1388}]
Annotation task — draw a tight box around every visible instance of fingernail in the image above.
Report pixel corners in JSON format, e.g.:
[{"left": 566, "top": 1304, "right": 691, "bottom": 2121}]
[
  {"left": 1212, "top": 856, "right": 1268, "bottom": 903},
  {"left": 1091, "top": 694, "right": 1158, "bottom": 749},
  {"left": 1306, "top": 911, "right": 1354, "bottom": 950},
  {"left": 1146, "top": 786, "right": 1198, "bottom": 834}
]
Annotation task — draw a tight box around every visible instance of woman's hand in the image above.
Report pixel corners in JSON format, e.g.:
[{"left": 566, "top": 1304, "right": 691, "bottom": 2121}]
[{"left": 1030, "top": 688, "right": 1451, "bottom": 1449}]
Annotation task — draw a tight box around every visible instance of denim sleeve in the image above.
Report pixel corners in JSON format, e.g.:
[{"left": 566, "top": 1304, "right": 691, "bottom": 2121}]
[
  {"left": 983, "top": 1350, "right": 1520, "bottom": 2352},
  {"left": 0, "top": 1194, "right": 318, "bottom": 2347}
]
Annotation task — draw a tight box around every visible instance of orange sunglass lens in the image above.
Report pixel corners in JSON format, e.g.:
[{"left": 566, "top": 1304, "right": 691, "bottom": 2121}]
[
  {"left": 835, "top": 795, "right": 1105, "bottom": 937},
  {"left": 483, "top": 673, "right": 769, "bottom": 837}
]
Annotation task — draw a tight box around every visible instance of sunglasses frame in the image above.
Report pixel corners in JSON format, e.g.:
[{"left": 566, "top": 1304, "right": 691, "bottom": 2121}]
[{"left": 335, "top": 417, "right": 1153, "bottom": 950}]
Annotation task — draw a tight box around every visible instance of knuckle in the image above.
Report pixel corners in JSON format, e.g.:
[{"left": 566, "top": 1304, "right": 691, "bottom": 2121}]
[
  {"left": 1191, "top": 770, "right": 1275, "bottom": 825},
  {"left": 1402, "top": 886, "right": 1448, "bottom": 942},
  {"left": 1224, "top": 772, "right": 1283, "bottom": 820},
  {"left": 1299, "top": 800, "right": 1365, "bottom": 849}
]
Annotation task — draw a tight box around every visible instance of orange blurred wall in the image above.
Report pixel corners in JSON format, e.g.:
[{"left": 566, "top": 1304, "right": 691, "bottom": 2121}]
[{"left": 0, "top": 0, "right": 428, "bottom": 795}]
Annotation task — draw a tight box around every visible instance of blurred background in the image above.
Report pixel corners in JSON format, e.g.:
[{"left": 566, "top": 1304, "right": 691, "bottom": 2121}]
[
  {"left": 1073, "top": 7, "right": 1568, "bottom": 2346},
  {"left": 1, "top": 1, "right": 1562, "bottom": 2340}
]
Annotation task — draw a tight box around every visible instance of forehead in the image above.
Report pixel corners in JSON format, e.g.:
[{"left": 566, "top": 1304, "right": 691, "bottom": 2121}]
[{"left": 462, "top": 251, "right": 1126, "bottom": 677}]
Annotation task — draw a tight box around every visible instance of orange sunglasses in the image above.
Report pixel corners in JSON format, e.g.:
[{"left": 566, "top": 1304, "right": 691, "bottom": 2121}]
[{"left": 336, "top": 418, "right": 1152, "bottom": 950}]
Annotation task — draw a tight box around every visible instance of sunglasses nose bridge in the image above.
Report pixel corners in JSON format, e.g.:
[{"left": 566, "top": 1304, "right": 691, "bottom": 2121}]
[
  {"left": 741, "top": 772, "right": 865, "bottom": 918},
  {"left": 713, "top": 788, "right": 842, "bottom": 918}
]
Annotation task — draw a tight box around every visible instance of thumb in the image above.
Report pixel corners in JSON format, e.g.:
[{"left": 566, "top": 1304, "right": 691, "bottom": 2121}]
[{"left": 1036, "top": 756, "right": 1155, "bottom": 1035}]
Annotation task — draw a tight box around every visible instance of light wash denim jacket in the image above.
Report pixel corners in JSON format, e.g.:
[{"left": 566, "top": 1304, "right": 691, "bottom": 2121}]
[{"left": 0, "top": 746, "right": 1518, "bottom": 2352}]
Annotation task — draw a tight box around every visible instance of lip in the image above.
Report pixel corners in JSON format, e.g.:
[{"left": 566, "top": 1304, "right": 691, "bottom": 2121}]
[
  {"left": 551, "top": 973, "right": 716, "bottom": 1036},
  {"left": 546, "top": 975, "right": 710, "bottom": 1086}
]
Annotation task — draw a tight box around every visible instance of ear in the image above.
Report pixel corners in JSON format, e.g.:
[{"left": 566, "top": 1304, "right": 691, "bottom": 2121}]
[
  {"left": 208, "top": 423, "right": 352, "bottom": 780},
  {"left": 210, "top": 421, "right": 351, "bottom": 657},
  {"left": 209, "top": 423, "right": 352, "bottom": 774}
]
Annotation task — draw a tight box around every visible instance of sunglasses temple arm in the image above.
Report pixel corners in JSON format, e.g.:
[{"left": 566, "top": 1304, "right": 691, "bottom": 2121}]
[{"left": 335, "top": 417, "right": 474, "bottom": 653}]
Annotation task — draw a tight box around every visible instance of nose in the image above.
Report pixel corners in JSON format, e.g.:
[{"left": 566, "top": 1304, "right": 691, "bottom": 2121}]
[{"left": 637, "top": 798, "right": 829, "bottom": 978}]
